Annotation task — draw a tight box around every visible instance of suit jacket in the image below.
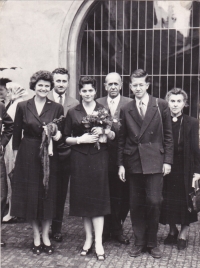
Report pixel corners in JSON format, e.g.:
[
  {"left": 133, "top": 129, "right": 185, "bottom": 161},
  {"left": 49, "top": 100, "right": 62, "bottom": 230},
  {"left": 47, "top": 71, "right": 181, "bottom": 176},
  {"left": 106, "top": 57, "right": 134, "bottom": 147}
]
[
  {"left": 64, "top": 102, "right": 107, "bottom": 155},
  {"left": 12, "top": 97, "right": 64, "bottom": 150},
  {"left": 0, "top": 102, "right": 13, "bottom": 148},
  {"left": 47, "top": 90, "right": 79, "bottom": 116},
  {"left": 182, "top": 114, "right": 200, "bottom": 206},
  {"left": 96, "top": 95, "right": 132, "bottom": 170},
  {"left": 118, "top": 95, "right": 173, "bottom": 174}
]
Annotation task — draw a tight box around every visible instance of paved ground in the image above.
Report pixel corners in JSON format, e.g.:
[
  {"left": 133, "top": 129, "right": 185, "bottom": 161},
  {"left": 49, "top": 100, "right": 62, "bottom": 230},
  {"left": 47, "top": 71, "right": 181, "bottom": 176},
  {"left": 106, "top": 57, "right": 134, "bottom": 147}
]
[{"left": 1, "top": 200, "right": 200, "bottom": 268}]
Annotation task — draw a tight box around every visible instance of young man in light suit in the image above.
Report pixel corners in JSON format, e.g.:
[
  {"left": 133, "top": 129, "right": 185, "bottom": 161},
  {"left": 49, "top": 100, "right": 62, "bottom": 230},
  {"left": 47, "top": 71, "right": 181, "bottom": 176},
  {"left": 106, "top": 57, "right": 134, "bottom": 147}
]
[
  {"left": 48, "top": 68, "right": 79, "bottom": 242},
  {"left": 118, "top": 69, "right": 173, "bottom": 258},
  {"left": 97, "top": 72, "right": 132, "bottom": 244}
]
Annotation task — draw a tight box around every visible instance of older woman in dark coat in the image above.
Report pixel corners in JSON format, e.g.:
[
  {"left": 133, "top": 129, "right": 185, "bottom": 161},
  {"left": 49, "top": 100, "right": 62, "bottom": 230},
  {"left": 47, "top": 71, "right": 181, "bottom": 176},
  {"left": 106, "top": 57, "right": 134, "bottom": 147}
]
[
  {"left": 160, "top": 88, "right": 200, "bottom": 250},
  {"left": 11, "top": 71, "right": 64, "bottom": 254}
]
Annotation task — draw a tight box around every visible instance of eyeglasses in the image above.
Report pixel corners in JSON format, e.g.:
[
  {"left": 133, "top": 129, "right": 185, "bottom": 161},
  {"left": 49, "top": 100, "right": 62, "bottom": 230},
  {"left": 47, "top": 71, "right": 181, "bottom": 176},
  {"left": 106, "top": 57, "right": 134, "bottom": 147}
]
[{"left": 131, "top": 83, "right": 147, "bottom": 88}]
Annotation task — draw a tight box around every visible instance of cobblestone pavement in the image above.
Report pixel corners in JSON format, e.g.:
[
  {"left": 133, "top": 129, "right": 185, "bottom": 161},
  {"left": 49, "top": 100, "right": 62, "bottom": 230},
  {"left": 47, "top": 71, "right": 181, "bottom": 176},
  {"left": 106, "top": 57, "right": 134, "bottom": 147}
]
[{"left": 1, "top": 200, "right": 200, "bottom": 268}]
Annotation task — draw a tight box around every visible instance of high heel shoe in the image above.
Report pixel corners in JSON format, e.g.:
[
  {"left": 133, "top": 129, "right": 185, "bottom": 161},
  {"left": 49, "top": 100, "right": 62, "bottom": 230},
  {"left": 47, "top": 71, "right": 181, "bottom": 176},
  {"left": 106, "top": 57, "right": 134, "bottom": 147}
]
[
  {"left": 95, "top": 252, "right": 105, "bottom": 261},
  {"left": 32, "top": 243, "right": 43, "bottom": 255},
  {"left": 43, "top": 244, "right": 54, "bottom": 255},
  {"left": 80, "top": 246, "right": 93, "bottom": 256},
  {"left": 80, "top": 242, "right": 93, "bottom": 256}
]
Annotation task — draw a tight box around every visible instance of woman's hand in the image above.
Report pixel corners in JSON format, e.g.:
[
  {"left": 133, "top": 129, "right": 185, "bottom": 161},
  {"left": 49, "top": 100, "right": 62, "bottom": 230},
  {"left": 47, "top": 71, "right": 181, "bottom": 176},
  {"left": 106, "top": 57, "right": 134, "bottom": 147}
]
[
  {"left": 91, "top": 127, "right": 104, "bottom": 136},
  {"left": 77, "top": 133, "right": 99, "bottom": 144},
  {"left": 118, "top": 165, "right": 126, "bottom": 182}
]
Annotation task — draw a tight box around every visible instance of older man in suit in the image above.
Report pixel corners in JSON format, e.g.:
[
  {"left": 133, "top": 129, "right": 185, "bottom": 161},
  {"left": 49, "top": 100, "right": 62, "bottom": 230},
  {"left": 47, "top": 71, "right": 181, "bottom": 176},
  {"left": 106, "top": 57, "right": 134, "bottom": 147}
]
[
  {"left": 48, "top": 68, "right": 79, "bottom": 242},
  {"left": 97, "top": 72, "right": 132, "bottom": 244},
  {"left": 118, "top": 69, "right": 173, "bottom": 258},
  {"left": 0, "top": 101, "right": 14, "bottom": 246}
]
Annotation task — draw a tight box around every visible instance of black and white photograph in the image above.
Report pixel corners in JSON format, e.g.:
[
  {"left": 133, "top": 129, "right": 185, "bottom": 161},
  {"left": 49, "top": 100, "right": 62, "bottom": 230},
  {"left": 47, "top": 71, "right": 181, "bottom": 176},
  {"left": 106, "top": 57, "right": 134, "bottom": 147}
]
[{"left": 0, "top": 1, "right": 200, "bottom": 267}]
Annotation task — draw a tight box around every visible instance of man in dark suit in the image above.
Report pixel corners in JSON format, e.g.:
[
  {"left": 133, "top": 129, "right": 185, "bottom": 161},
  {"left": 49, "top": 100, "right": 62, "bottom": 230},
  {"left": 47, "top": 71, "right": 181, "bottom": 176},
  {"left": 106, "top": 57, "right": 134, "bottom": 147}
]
[
  {"left": 0, "top": 101, "right": 14, "bottom": 246},
  {"left": 97, "top": 72, "right": 132, "bottom": 244},
  {"left": 118, "top": 69, "right": 173, "bottom": 258},
  {"left": 48, "top": 68, "right": 79, "bottom": 242}
]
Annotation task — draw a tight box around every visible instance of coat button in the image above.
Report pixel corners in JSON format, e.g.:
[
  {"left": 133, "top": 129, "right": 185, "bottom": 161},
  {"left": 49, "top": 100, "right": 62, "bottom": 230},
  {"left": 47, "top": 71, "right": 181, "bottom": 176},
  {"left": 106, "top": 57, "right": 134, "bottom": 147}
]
[{"left": 149, "top": 142, "right": 151, "bottom": 145}]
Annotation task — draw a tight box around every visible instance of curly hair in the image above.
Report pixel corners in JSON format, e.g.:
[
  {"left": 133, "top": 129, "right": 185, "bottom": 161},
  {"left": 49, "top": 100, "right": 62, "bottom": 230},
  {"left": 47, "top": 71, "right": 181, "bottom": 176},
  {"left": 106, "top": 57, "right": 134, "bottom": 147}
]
[
  {"left": 29, "top": 70, "right": 54, "bottom": 91},
  {"left": 165, "top": 88, "right": 189, "bottom": 107},
  {"left": 52, "top": 68, "right": 70, "bottom": 80},
  {"left": 130, "top": 69, "right": 150, "bottom": 83},
  {"left": 79, "top": 76, "right": 96, "bottom": 90}
]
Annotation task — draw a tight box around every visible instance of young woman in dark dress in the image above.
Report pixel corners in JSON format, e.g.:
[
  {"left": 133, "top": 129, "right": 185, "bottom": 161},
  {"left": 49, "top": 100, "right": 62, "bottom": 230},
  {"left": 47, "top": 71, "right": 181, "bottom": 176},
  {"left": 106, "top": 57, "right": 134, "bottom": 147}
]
[
  {"left": 64, "top": 76, "right": 115, "bottom": 260},
  {"left": 160, "top": 88, "right": 200, "bottom": 250},
  {"left": 11, "top": 71, "right": 64, "bottom": 254}
]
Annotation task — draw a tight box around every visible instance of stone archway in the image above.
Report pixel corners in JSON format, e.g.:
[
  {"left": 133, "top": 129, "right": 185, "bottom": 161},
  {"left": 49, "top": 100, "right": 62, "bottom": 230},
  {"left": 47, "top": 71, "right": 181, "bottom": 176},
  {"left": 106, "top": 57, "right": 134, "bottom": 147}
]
[{"left": 59, "top": 0, "right": 97, "bottom": 98}]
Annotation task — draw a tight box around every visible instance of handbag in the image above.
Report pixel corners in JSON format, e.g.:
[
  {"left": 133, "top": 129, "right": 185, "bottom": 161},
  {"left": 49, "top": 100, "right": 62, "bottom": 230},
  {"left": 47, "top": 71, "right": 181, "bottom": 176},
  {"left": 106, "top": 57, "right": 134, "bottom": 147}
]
[{"left": 189, "top": 179, "right": 200, "bottom": 213}]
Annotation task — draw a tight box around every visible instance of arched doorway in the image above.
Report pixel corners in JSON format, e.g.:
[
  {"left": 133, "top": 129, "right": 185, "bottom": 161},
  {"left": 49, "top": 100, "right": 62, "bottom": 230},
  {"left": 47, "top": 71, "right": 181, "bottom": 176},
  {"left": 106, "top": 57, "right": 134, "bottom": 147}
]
[{"left": 79, "top": 0, "right": 200, "bottom": 118}]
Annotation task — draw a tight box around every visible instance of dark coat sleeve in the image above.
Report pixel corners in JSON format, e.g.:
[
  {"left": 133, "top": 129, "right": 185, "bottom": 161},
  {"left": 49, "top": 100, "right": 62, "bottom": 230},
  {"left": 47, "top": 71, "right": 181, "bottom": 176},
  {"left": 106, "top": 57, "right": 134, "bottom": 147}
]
[
  {"left": 191, "top": 118, "right": 200, "bottom": 174},
  {"left": 1, "top": 103, "right": 14, "bottom": 148},
  {"left": 159, "top": 100, "right": 174, "bottom": 165},
  {"left": 12, "top": 102, "right": 23, "bottom": 150},
  {"left": 117, "top": 107, "right": 126, "bottom": 166}
]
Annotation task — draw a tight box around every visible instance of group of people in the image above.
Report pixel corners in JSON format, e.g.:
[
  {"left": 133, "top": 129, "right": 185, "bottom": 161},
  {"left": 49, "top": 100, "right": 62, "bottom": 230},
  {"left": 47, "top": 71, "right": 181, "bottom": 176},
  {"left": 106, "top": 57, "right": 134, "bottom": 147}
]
[{"left": 0, "top": 68, "right": 200, "bottom": 260}]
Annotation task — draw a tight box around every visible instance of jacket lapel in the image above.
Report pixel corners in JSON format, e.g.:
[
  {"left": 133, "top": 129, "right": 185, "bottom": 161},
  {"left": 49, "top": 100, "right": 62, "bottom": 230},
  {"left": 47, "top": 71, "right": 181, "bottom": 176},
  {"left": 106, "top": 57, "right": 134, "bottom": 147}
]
[
  {"left": 139, "top": 96, "right": 158, "bottom": 139},
  {"left": 128, "top": 100, "right": 143, "bottom": 127},
  {"left": 39, "top": 98, "right": 52, "bottom": 117},
  {"left": 27, "top": 97, "right": 42, "bottom": 124}
]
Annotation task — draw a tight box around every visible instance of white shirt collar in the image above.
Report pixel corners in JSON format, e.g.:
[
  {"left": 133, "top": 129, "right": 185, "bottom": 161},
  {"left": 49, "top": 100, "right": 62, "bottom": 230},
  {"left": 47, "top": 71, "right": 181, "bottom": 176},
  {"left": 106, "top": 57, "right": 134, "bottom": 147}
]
[
  {"left": 135, "top": 93, "right": 149, "bottom": 106},
  {"left": 107, "top": 94, "right": 120, "bottom": 104},
  {"left": 52, "top": 89, "right": 66, "bottom": 104}
]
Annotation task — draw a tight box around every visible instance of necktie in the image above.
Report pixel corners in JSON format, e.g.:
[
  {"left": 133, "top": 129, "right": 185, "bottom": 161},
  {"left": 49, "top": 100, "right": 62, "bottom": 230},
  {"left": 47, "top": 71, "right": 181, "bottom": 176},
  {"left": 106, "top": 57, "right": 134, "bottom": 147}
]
[
  {"left": 59, "top": 94, "right": 63, "bottom": 106},
  {"left": 109, "top": 100, "right": 115, "bottom": 116},
  {"left": 139, "top": 100, "right": 145, "bottom": 119}
]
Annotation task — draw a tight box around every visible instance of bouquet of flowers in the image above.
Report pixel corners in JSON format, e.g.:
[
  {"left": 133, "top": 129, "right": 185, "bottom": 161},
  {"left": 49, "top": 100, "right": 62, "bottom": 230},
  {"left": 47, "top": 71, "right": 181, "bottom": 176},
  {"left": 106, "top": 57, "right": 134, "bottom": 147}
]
[{"left": 82, "top": 107, "right": 121, "bottom": 149}]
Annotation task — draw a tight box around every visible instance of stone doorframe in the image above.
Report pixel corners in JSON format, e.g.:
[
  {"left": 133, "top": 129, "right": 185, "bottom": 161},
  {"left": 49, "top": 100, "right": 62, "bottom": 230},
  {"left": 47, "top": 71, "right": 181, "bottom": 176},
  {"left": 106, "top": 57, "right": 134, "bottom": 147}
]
[{"left": 59, "top": 0, "right": 98, "bottom": 98}]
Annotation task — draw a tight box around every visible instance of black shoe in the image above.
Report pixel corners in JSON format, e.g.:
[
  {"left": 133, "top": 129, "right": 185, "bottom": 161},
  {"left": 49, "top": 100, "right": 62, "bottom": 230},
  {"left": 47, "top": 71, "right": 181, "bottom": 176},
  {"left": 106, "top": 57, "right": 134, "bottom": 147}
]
[
  {"left": 129, "top": 245, "right": 146, "bottom": 257},
  {"left": 96, "top": 252, "right": 105, "bottom": 261},
  {"left": 112, "top": 234, "right": 130, "bottom": 245},
  {"left": 31, "top": 243, "right": 43, "bottom": 255},
  {"left": 1, "top": 241, "right": 6, "bottom": 247},
  {"left": 102, "top": 234, "right": 110, "bottom": 244},
  {"left": 148, "top": 246, "right": 162, "bottom": 258},
  {"left": 43, "top": 244, "right": 54, "bottom": 255},
  {"left": 50, "top": 232, "right": 63, "bottom": 242},
  {"left": 2, "top": 217, "right": 18, "bottom": 224},
  {"left": 80, "top": 245, "right": 93, "bottom": 256},
  {"left": 164, "top": 231, "right": 179, "bottom": 245},
  {"left": 177, "top": 238, "right": 187, "bottom": 250}
]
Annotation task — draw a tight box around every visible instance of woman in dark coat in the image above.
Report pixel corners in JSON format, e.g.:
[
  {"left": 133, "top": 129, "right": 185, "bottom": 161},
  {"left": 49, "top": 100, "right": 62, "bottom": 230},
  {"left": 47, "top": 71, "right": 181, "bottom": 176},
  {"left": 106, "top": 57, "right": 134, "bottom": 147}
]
[
  {"left": 160, "top": 88, "right": 200, "bottom": 250},
  {"left": 11, "top": 71, "right": 64, "bottom": 254},
  {"left": 64, "top": 76, "right": 115, "bottom": 261}
]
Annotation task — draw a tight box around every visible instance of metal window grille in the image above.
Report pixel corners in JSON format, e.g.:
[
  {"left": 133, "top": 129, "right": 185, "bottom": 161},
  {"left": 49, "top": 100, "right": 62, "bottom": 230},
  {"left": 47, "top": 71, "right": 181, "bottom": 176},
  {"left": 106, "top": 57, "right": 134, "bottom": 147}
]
[{"left": 80, "top": 1, "right": 200, "bottom": 118}]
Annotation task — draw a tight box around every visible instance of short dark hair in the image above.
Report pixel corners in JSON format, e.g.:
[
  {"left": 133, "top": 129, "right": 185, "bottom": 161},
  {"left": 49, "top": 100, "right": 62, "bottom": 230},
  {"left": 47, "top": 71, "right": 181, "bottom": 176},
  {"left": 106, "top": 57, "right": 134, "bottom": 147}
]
[
  {"left": 165, "top": 88, "right": 189, "bottom": 107},
  {"left": 29, "top": 70, "right": 54, "bottom": 91},
  {"left": 130, "top": 69, "right": 149, "bottom": 83},
  {"left": 79, "top": 76, "right": 96, "bottom": 90},
  {"left": 52, "top": 68, "right": 70, "bottom": 80},
  {"left": 0, "top": 78, "right": 12, "bottom": 88}
]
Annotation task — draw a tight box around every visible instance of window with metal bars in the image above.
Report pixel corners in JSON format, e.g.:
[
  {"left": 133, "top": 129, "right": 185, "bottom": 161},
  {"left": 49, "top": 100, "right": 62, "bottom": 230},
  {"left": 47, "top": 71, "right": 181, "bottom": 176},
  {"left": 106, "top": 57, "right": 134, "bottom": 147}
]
[{"left": 80, "top": 0, "right": 200, "bottom": 118}]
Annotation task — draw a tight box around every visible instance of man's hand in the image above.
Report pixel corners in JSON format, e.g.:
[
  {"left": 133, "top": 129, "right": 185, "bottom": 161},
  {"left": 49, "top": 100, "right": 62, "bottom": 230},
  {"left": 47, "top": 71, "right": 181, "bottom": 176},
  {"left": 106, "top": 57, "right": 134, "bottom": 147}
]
[
  {"left": 192, "top": 173, "right": 200, "bottom": 188},
  {"left": 118, "top": 165, "right": 126, "bottom": 182},
  {"left": 162, "top": 163, "right": 171, "bottom": 176}
]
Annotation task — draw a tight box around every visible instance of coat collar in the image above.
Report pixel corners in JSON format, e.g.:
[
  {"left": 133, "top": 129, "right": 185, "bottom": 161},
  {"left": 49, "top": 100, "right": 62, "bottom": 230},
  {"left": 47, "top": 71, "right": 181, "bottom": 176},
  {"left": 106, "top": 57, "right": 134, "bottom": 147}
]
[
  {"left": 27, "top": 96, "right": 53, "bottom": 123},
  {"left": 128, "top": 99, "right": 143, "bottom": 127},
  {"left": 128, "top": 95, "right": 158, "bottom": 137},
  {"left": 75, "top": 101, "right": 102, "bottom": 115}
]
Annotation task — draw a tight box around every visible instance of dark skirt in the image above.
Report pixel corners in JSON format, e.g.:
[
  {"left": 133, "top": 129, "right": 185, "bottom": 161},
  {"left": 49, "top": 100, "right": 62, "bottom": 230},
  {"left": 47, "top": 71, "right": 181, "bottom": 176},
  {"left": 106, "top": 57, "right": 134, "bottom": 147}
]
[
  {"left": 69, "top": 147, "right": 111, "bottom": 217},
  {"left": 11, "top": 137, "right": 58, "bottom": 221},
  {"left": 160, "top": 154, "right": 197, "bottom": 226}
]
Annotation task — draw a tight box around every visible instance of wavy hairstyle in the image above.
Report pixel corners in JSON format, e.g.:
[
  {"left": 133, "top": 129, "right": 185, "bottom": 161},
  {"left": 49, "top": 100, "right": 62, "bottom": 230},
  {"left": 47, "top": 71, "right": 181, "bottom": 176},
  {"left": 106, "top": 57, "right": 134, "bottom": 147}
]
[
  {"left": 79, "top": 76, "right": 96, "bottom": 91},
  {"left": 29, "top": 70, "right": 54, "bottom": 91},
  {"left": 165, "top": 88, "right": 189, "bottom": 107}
]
